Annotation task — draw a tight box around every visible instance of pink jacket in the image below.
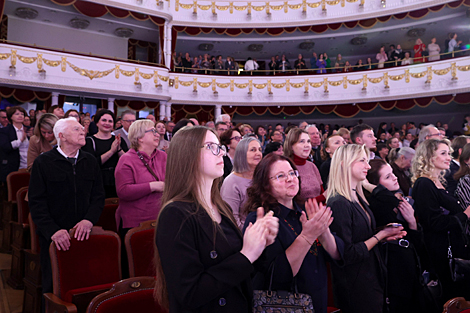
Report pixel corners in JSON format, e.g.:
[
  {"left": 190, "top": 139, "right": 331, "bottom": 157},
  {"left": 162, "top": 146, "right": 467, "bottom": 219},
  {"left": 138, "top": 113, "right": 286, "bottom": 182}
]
[{"left": 115, "top": 148, "right": 167, "bottom": 228}]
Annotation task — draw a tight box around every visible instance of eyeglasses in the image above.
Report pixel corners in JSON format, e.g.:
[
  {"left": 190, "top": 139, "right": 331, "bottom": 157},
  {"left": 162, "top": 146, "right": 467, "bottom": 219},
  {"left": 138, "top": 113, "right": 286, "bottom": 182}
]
[
  {"left": 201, "top": 142, "right": 227, "bottom": 156},
  {"left": 270, "top": 170, "right": 299, "bottom": 182},
  {"left": 230, "top": 136, "right": 242, "bottom": 142},
  {"left": 122, "top": 119, "right": 136, "bottom": 123},
  {"left": 145, "top": 128, "right": 159, "bottom": 136},
  {"left": 428, "top": 133, "right": 443, "bottom": 138}
]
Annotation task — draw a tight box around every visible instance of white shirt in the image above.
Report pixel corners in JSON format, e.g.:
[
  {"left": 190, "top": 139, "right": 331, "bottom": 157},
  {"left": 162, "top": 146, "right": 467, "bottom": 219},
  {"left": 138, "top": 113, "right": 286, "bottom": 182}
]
[
  {"left": 57, "top": 146, "right": 79, "bottom": 161},
  {"left": 244, "top": 60, "right": 259, "bottom": 71},
  {"left": 11, "top": 125, "right": 29, "bottom": 169}
]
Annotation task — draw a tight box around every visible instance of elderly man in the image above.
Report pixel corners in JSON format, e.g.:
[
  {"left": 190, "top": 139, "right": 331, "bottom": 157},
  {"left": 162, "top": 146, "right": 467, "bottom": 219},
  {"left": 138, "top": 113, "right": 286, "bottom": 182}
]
[
  {"left": 205, "top": 121, "right": 215, "bottom": 129},
  {"left": 215, "top": 122, "right": 228, "bottom": 137},
  {"left": 215, "top": 114, "right": 231, "bottom": 127},
  {"left": 29, "top": 117, "right": 105, "bottom": 295},
  {"left": 113, "top": 110, "right": 135, "bottom": 150},
  {"left": 306, "top": 125, "right": 323, "bottom": 166},
  {"left": 417, "top": 124, "right": 442, "bottom": 145}
]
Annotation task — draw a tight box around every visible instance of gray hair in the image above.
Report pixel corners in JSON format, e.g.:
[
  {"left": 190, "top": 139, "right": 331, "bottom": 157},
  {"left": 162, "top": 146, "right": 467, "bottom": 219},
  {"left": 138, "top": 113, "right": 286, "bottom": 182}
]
[
  {"left": 389, "top": 146, "right": 415, "bottom": 163},
  {"left": 233, "top": 137, "right": 261, "bottom": 173},
  {"left": 53, "top": 117, "right": 79, "bottom": 146},
  {"left": 128, "top": 119, "right": 155, "bottom": 150},
  {"left": 418, "top": 124, "right": 437, "bottom": 144},
  {"left": 121, "top": 109, "right": 135, "bottom": 119},
  {"left": 305, "top": 124, "right": 317, "bottom": 131},
  {"left": 215, "top": 114, "right": 230, "bottom": 124}
]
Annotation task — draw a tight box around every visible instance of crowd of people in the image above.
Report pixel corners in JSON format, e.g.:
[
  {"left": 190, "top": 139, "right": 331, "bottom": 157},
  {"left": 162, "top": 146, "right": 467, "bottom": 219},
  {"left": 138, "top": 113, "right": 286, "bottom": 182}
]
[
  {"left": 1, "top": 106, "right": 470, "bottom": 313},
  {"left": 173, "top": 33, "right": 468, "bottom": 75}
]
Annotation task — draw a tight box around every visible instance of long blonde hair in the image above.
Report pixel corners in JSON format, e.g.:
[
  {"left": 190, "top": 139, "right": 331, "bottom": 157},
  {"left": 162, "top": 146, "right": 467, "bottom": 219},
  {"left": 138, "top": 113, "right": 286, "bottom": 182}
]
[
  {"left": 411, "top": 138, "right": 452, "bottom": 185},
  {"left": 154, "top": 126, "right": 237, "bottom": 310},
  {"left": 327, "top": 144, "right": 369, "bottom": 203}
]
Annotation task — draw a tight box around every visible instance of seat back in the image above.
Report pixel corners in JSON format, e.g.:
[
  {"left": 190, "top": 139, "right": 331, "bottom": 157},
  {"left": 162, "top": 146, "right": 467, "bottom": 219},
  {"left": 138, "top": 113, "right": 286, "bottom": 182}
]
[
  {"left": 50, "top": 227, "right": 121, "bottom": 300},
  {"left": 86, "top": 276, "right": 165, "bottom": 313},
  {"left": 6, "top": 171, "right": 30, "bottom": 203},
  {"left": 95, "top": 204, "right": 118, "bottom": 233},
  {"left": 443, "top": 297, "right": 470, "bottom": 313},
  {"left": 16, "top": 186, "right": 29, "bottom": 224},
  {"left": 125, "top": 220, "right": 156, "bottom": 277},
  {"left": 28, "top": 213, "right": 39, "bottom": 254},
  {"left": 104, "top": 198, "right": 119, "bottom": 205}
]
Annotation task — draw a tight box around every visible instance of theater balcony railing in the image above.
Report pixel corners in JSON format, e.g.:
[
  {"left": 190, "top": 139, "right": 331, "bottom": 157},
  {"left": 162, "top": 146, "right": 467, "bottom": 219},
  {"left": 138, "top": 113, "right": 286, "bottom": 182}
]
[
  {"left": 1, "top": 43, "right": 470, "bottom": 107},
  {"left": 82, "top": 0, "right": 455, "bottom": 27}
]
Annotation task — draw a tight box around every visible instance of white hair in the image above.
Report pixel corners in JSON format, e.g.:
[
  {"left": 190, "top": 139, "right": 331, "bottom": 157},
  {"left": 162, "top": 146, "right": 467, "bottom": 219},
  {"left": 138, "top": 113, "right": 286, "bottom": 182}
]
[
  {"left": 215, "top": 114, "right": 230, "bottom": 124},
  {"left": 53, "top": 117, "right": 78, "bottom": 146},
  {"left": 305, "top": 124, "right": 318, "bottom": 131}
]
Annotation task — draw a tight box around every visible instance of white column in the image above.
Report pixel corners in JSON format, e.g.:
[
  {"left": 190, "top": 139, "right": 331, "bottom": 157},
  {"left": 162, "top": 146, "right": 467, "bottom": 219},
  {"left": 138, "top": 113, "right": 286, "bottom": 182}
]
[
  {"left": 164, "top": 21, "right": 172, "bottom": 68},
  {"left": 159, "top": 101, "right": 166, "bottom": 120},
  {"left": 165, "top": 102, "right": 172, "bottom": 121},
  {"left": 107, "top": 98, "right": 115, "bottom": 112},
  {"left": 214, "top": 104, "right": 222, "bottom": 122},
  {"left": 51, "top": 92, "right": 59, "bottom": 106}
]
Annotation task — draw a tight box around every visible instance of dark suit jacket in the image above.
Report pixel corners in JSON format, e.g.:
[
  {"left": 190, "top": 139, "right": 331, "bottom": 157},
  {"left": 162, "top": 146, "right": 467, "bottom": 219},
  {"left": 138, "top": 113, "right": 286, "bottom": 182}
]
[
  {"left": 155, "top": 201, "right": 253, "bottom": 313},
  {"left": 223, "top": 155, "right": 233, "bottom": 179},
  {"left": 0, "top": 124, "right": 20, "bottom": 182},
  {"left": 445, "top": 160, "right": 460, "bottom": 197},
  {"left": 327, "top": 194, "right": 386, "bottom": 313}
]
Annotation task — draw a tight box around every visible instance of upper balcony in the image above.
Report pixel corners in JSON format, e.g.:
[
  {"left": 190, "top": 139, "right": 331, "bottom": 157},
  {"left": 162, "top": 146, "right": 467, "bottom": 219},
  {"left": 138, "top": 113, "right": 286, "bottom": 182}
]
[{"left": 44, "top": 0, "right": 458, "bottom": 27}]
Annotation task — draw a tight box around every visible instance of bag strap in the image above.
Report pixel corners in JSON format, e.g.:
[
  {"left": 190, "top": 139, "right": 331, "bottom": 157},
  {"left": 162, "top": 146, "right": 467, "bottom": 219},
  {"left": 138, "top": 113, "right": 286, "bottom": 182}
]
[{"left": 136, "top": 150, "right": 159, "bottom": 181}]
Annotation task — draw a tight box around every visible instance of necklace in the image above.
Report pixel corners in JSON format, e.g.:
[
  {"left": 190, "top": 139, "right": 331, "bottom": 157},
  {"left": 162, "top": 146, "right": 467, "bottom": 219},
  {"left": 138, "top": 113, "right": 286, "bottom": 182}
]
[{"left": 283, "top": 218, "right": 320, "bottom": 256}]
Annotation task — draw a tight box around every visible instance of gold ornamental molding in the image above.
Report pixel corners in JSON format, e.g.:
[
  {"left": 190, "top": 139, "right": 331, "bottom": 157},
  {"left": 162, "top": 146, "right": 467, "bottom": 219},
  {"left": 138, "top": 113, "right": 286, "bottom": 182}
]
[
  {"left": 170, "top": 61, "right": 470, "bottom": 94},
  {"left": 0, "top": 49, "right": 169, "bottom": 87},
  {"left": 175, "top": 0, "right": 359, "bottom": 14}
]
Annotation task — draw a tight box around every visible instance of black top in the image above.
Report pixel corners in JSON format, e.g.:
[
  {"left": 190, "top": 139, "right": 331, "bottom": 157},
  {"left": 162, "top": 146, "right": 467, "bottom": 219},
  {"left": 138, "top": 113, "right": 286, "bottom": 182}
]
[
  {"left": 0, "top": 124, "right": 20, "bottom": 182},
  {"left": 223, "top": 155, "right": 233, "bottom": 179},
  {"left": 391, "top": 162, "right": 411, "bottom": 197},
  {"left": 319, "top": 158, "right": 331, "bottom": 189},
  {"left": 444, "top": 160, "right": 460, "bottom": 198},
  {"left": 244, "top": 202, "right": 344, "bottom": 313},
  {"left": 156, "top": 201, "right": 253, "bottom": 313},
  {"left": 327, "top": 194, "right": 385, "bottom": 313}
]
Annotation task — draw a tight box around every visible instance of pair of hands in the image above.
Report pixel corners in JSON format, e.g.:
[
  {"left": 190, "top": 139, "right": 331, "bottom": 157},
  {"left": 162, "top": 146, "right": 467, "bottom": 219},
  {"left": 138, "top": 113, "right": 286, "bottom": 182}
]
[
  {"left": 111, "top": 134, "right": 122, "bottom": 154},
  {"left": 51, "top": 220, "right": 93, "bottom": 251},
  {"left": 241, "top": 207, "right": 279, "bottom": 263},
  {"left": 300, "top": 199, "right": 333, "bottom": 244}
]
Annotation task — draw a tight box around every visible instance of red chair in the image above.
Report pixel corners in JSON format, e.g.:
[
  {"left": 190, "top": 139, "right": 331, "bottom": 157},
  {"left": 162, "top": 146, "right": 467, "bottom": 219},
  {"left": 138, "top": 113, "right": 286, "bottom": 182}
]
[
  {"left": 124, "top": 220, "right": 156, "bottom": 277},
  {"left": 1, "top": 171, "right": 30, "bottom": 252},
  {"left": 443, "top": 297, "right": 470, "bottom": 313},
  {"left": 95, "top": 204, "right": 118, "bottom": 233},
  {"left": 8, "top": 186, "right": 30, "bottom": 289},
  {"left": 44, "top": 227, "right": 122, "bottom": 313},
  {"left": 23, "top": 214, "right": 41, "bottom": 313},
  {"left": 86, "top": 276, "right": 165, "bottom": 313}
]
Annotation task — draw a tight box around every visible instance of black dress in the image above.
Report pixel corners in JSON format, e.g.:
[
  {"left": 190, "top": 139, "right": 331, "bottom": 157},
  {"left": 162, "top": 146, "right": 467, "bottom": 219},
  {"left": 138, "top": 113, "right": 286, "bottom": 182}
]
[
  {"left": 82, "top": 135, "right": 127, "bottom": 198},
  {"left": 412, "top": 177, "right": 470, "bottom": 304},
  {"left": 367, "top": 185, "right": 425, "bottom": 313},
  {"left": 156, "top": 201, "right": 253, "bottom": 313},
  {"left": 244, "top": 202, "right": 343, "bottom": 313},
  {"left": 319, "top": 158, "right": 332, "bottom": 189},
  {"left": 327, "top": 194, "right": 386, "bottom": 313}
]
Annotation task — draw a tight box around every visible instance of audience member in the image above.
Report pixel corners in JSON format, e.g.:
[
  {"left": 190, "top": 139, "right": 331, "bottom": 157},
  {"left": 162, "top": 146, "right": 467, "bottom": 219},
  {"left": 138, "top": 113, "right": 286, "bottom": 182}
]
[
  {"left": 220, "top": 128, "right": 241, "bottom": 178},
  {"left": 113, "top": 110, "right": 135, "bottom": 150},
  {"left": 171, "top": 118, "right": 195, "bottom": 137},
  {"left": 27, "top": 113, "right": 59, "bottom": 171},
  {"left": 215, "top": 121, "right": 228, "bottom": 136},
  {"left": 0, "top": 109, "right": 9, "bottom": 128},
  {"left": 414, "top": 39, "right": 426, "bottom": 63},
  {"left": 455, "top": 143, "right": 470, "bottom": 208},
  {"left": 445, "top": 135, "right": 470, "bottom": 196},
  {"left": 320, "top": 134, "right": 346, "bottom": 189},
  {"left": 418, "top": 124, "right": 441, "bottom": 144},
  {"left": 376, "top": 46, "right": 388, "bottom": 68},
  {"left": 146, "top": 114, "right": 156, "bottom": 123},
  {"left": 263, "top": 141, "right": 283, "bottom": 157},
  {"left": 221, "top": 137, "right": 262, "bottom": 228},
  {"left": 29, "top": 117, "right": 105, "bottom": 295},
  {"left": 164, "top": 120, "right": 175, "bottom": 141},
  {"left": 428, "top": 37, "right": 441, "bottom": 61},
  {"left": 388, "top": 147, "right": 415, "bottom": 197},
  {"left": 350, "top": 123, "right": 377, "bottom": 159},
  {"left": 306, "top": 125, "right": 323, "bottom": 166},
  {"left": 64, "top": 109, "right": 80, "bottom": 122},
  {"left": 48, "top": 105, "right": 65, "bottom": 119},
  {"left": 156, "top": 120, "right": 170, "bottom": 152}
]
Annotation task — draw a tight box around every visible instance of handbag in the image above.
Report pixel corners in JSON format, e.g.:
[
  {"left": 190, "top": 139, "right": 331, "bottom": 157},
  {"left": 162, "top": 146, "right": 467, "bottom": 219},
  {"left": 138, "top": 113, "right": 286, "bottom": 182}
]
[
  {"left": 447, "top": 230, "right": 470, "bottom": 282},
  {"left": 252, "top": 263, "right": 314, "bottom": 313}
]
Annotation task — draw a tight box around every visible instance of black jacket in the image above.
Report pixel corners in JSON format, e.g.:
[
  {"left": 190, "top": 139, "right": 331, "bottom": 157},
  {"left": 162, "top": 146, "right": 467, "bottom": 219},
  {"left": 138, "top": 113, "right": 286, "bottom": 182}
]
[
  {"left": 0, "top": 124, "right": 20, "bottom": 182},
  {"left": 445, "top": 160, "right": 460, "bottom": 198},
  {"left": 156, "top": 201, "right": 253, "bottom": 313},
  {"left": 29, "top": 147, "right": 105, "bottom": 240}
]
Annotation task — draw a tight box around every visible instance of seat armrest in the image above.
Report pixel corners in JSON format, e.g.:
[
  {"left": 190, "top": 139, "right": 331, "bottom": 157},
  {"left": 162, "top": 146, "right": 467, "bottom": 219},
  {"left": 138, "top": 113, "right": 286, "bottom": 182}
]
[{"left": 44, "top": 293, "right": 77, "bottom": 313}]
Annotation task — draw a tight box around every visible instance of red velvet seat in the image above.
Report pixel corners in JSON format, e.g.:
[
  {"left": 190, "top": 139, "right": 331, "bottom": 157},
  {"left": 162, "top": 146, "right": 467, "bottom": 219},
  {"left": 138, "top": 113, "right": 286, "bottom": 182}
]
[
  {"left": 443, "top": 297, "right": 470, "bottom": 313},
  {"left": 124, "top": 220, "right": 156, "bottom": 277},
  {"left": 22, "top": 213, "right": 41, "bottom": 313},
  {"left": 86, "top": 276, "right": 165, "bottom": 313},
  {"left": 8, "top": 186, "right": 30, "bottom": 288},
  {"left": 1, "top": 171, "right": 30, "bottom": 252},
  {"left": 44, "top": 227, "right": 122, "bottom": 313},
  {"left": 95, "top": 204, "right": 118, "bottom": 233}
]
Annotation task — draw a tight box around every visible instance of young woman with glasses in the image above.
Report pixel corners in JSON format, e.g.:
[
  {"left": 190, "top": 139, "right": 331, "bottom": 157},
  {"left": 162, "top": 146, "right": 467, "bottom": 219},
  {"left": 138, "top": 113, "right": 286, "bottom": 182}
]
[
  {"left": 154, "top": 126, "right": 278, "bottom": 313},
  {"left": 243, "top": 153, "right": 342, "bottom": 313},
  {"left": 220, "top": 128, "right": 242, "bottom": 178}
]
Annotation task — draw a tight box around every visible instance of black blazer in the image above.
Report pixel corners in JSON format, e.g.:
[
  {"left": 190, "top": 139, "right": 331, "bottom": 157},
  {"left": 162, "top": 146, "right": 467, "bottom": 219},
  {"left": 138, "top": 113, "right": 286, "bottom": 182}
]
[
  {"left": 155, "top": 201, "right": 254, "bottom": 313},
  {"left": 0, "top": 124, "right": 20, "bottom": 182},
  {"left": 445, "top": 160, "right": 460, "bottom": 197},
  {"left": 327, "top": 194, "right": 386, "bottom": 313},
  {"left": 223, "top": 155, "right": 233, "bottom": 179}
]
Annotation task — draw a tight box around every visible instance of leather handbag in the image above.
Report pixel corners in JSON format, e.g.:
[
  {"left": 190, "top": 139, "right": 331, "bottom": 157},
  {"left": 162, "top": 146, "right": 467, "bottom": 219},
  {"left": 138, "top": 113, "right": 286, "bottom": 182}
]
[
  {"left": 252, "top": 264, "right": 314, "bottom": 313},
  {"left": 447, "top": 230, "right": 470, "bottom": 282}
]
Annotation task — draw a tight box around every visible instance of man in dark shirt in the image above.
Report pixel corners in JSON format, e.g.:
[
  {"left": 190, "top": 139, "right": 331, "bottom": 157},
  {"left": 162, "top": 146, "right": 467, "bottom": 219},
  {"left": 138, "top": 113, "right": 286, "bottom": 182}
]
[{"left": 29, "top": 117, "right": 105, "bottom": 295}]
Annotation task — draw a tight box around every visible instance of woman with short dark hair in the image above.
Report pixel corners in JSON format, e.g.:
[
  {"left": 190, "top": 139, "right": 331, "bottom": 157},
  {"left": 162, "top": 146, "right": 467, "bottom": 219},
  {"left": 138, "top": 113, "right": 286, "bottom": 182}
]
[{"left": 82, "top": 109, "right": 127, "bottom": 198}]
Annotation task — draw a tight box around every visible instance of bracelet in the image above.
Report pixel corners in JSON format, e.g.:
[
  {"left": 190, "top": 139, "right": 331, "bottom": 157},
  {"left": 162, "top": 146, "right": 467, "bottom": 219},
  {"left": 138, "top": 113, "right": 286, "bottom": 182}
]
[
  {"left": 373, "top": 235, "right": 380, "bottom": 243},
  {"left": 300, "top": 234, "right": 313, "bottom": 246}
]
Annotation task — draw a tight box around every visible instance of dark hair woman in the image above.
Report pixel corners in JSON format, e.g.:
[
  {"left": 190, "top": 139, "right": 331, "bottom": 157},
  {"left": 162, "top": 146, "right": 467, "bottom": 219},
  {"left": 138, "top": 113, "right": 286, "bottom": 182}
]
[
  {"left": 243, "top": 153, "right": 342, "bottom": 313},
  {"left": 154, "top": 126, "right": 278, "bottom": 312},
  {"left": 220, "top": 128, "right": 242, "bottom": 178}
]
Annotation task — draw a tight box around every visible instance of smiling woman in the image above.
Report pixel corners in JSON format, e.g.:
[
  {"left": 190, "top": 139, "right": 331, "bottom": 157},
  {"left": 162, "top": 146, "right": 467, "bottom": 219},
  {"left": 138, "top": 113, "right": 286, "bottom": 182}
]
[{"left": 82, "top": 109, "right": 128, "bottom": 198}]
